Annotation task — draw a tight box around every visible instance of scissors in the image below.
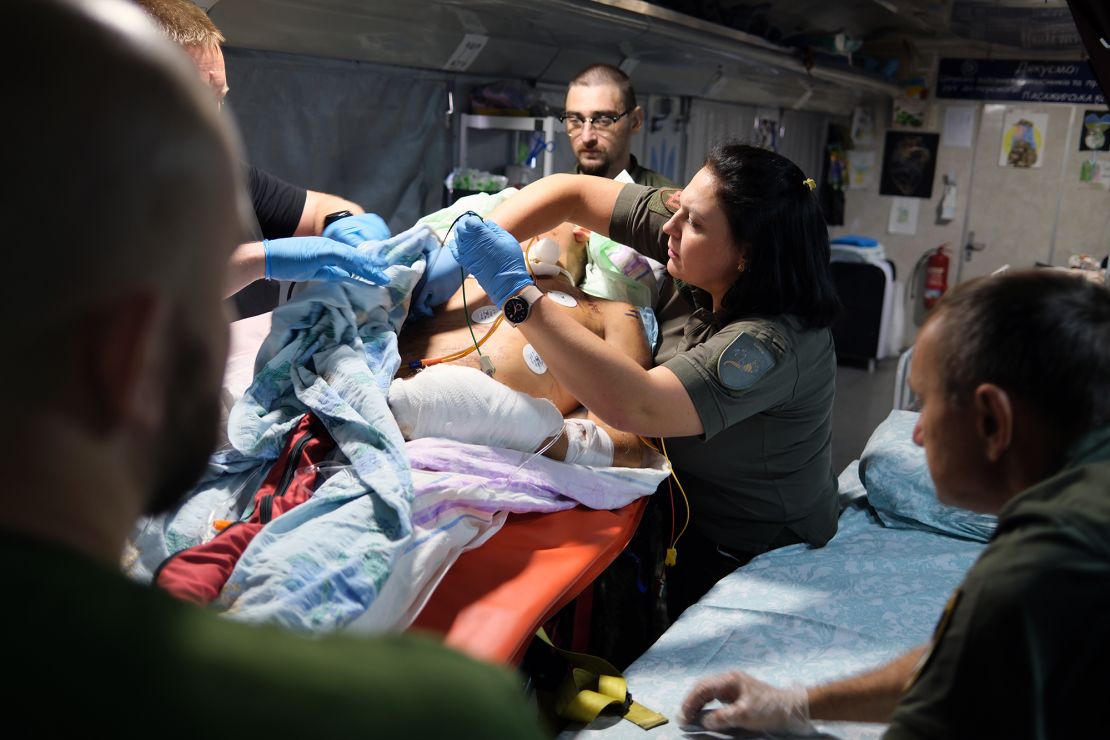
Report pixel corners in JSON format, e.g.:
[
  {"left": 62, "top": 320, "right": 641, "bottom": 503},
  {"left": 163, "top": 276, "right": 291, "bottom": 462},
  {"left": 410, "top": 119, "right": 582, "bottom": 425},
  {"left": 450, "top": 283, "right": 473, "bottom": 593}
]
[{"left": 525, "top": 131, "right": 555, "bottom": 167}]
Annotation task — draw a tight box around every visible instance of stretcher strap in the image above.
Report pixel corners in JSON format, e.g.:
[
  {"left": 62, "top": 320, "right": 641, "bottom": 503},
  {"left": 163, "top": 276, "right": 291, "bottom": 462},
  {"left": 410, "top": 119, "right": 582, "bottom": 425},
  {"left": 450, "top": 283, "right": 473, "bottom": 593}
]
[{"left": 537, "top": 629, "right": 667, "bottom": 730}]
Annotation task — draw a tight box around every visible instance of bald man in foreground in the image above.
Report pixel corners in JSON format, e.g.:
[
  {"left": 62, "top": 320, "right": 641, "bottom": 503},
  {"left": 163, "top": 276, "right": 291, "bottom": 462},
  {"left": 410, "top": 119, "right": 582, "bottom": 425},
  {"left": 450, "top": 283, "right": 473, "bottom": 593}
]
[{"left": 0, "top": 1, "right": 544, "bottom": 736}]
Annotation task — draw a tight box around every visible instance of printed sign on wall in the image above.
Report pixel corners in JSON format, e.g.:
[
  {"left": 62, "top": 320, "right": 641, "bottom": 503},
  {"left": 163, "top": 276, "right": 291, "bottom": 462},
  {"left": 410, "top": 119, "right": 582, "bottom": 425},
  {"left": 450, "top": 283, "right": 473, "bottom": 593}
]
[{"left": 937, "top": 59, "right": 1105, "bottom": 105}]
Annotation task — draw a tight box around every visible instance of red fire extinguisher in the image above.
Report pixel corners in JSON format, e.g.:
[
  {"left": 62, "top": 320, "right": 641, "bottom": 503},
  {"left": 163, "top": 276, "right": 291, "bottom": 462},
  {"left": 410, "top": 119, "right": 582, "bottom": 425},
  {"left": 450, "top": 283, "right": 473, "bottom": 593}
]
[{"left": 923, "top": 245, "right": 950, "bottom": 310}]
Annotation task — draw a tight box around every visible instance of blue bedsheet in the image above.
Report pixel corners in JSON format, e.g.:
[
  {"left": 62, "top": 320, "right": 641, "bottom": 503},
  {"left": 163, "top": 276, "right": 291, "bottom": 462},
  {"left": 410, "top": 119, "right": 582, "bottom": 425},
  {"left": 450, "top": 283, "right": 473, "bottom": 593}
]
[{"left": 562, "top": 462, "right": 985, "bottom": 739}]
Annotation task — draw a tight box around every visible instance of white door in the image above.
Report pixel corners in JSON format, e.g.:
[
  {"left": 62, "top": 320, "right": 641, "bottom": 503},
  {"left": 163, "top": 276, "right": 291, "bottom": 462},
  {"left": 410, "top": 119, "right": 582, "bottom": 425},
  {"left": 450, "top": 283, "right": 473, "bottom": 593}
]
[{"left": 958, "top": 103, "right": 1099, "bottom": 281}]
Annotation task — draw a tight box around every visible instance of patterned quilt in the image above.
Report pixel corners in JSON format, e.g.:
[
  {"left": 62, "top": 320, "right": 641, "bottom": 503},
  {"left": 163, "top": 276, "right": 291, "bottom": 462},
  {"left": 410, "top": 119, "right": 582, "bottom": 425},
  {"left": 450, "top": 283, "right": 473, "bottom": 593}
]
[{"left": 560, "top": 462, "right": 985, "bottom": 739}]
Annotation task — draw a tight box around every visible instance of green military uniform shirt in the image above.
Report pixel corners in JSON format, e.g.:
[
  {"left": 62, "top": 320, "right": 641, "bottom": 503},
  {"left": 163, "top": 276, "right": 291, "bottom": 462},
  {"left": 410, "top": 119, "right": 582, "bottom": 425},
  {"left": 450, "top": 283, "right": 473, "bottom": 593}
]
[
  {"left": 573, "top": 154, "right": 678, "bottom": 188},
  {"left": 608, "top": 184, "right": 838, "bottom": 552},
  {"left": 884, "top": 426, "right": 1110, "bottom": 739},
  {"left": 1, "top": 535, "right": 546, "bottom": 739}
]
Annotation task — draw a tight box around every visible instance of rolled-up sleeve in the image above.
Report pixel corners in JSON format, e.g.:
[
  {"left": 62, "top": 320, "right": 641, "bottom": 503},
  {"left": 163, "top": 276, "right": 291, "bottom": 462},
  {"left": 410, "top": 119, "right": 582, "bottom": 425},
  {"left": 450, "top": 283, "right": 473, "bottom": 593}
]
[{"left": 608, "top": 184, "right": 682, "bottom": 264}]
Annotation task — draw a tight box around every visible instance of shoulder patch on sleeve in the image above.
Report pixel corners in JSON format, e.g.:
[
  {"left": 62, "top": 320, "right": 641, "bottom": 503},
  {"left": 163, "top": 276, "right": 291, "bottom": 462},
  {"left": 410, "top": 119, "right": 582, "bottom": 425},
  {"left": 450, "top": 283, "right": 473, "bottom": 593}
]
[
  {"left": 716, "top": 332, "right": 777, "bottom": 391},
  {"left": 648, "top": 188, "right": 682, "bottom": 218},
  {"left": 905, "top": 588, "right": 962, "bottom": 692}
]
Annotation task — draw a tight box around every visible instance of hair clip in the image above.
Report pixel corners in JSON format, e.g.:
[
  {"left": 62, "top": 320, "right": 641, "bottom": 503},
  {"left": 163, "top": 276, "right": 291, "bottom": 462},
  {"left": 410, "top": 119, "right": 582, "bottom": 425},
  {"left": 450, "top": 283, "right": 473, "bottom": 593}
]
[{"left": 803, "top": 177, "right": 816, "bottom": 191}]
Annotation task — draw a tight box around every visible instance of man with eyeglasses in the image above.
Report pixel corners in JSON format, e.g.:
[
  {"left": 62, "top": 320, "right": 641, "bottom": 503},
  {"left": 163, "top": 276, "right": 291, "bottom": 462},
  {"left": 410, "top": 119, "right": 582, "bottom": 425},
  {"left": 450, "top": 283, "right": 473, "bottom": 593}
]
[
  {"left": 134, "top": 0, "right": 393, "bottom": 318},
  {"left": 563, "top": 64, "right": 677, "bottom": 187}
]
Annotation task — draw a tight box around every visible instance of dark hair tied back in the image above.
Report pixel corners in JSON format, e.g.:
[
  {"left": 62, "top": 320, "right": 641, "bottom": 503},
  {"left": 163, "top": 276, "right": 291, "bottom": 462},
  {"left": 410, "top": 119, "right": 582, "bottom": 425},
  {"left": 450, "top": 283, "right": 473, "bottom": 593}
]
[{"left": 705, "top": 141, "right": 839, "bottom": 328}]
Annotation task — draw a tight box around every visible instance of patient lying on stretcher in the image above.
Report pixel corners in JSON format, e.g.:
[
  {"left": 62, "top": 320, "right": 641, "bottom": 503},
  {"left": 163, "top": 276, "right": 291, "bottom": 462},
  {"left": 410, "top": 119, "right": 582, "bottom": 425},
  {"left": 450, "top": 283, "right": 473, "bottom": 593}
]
[{"left": 390, "top": 223, "right": 653, "bottom": 468}]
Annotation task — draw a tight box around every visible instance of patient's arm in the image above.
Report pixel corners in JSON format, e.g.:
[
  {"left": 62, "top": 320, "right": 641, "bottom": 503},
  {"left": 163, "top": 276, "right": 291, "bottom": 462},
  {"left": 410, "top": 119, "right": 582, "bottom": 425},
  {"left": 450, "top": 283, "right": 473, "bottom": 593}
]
[
  {"left": 542, "top": 410, "right": 648, "bottom": 468},
  {"left": 540, "top": 300, "right": 653, "bottom": 468}
]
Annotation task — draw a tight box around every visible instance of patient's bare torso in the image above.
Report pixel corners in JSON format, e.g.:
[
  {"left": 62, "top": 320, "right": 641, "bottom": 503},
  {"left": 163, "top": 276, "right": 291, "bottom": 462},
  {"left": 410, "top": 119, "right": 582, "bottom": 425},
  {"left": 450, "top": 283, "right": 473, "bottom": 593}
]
[{"left": 396, "top": 276, "right": 648, "bottom": 415}]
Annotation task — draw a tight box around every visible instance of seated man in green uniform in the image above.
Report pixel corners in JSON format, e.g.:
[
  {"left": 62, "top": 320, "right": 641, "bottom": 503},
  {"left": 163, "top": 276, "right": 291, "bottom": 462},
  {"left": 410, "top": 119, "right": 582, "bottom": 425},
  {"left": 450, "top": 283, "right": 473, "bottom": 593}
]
[
  {"left": 681, "top": 269, "right": 1110, "bottom": 738},
  {"left": 0, "top": 2, "right": 544, "bottom": 737}
]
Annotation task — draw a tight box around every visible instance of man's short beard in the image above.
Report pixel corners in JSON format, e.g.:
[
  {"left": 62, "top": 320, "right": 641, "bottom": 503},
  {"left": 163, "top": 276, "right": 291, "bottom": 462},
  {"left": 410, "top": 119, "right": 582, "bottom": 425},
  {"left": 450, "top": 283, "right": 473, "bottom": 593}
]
[{"left": 577, "top": 158, "right": 612, "bottom": 177}]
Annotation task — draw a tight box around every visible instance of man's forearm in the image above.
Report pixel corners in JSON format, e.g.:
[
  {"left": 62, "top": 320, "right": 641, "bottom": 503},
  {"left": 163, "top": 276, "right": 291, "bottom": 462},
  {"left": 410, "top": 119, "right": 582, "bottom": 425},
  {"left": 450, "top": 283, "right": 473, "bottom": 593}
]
[
  {"left": 225, "top": 241, "right": 266, "bottom": 297},
  {"left": 297, "top": 191, "right": 364, "bottom": 236},
  {"left": 808, "top": 646, "right": 924, "bottom": 723}
]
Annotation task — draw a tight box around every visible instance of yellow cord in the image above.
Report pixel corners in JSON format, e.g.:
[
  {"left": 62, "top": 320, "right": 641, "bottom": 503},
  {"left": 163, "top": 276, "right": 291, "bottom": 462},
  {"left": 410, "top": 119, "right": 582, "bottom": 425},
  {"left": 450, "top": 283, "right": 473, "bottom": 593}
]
[
  {"left": 423, "top": 314, "right": 506, "bottom": 365},
  {"left": 660, "top": 437, "right": 691, "bottom": 547},
  {"left": 644, "top": 435, "right": 690, "bottom": 566}
]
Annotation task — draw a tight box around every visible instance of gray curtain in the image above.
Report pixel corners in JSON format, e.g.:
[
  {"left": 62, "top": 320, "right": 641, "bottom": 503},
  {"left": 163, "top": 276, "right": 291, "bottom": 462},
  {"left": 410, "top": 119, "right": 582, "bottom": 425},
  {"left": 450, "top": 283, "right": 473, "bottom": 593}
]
[
  {"left": 778, "top": 109, "right": 829, "bottom": 186},
  {"left": 683, "top": 99, "right": 756, "bottom": 182},
  {"left": 224, "top": 48, "right": 450, "bottom": 232},
  {"left": 684, "top": 99, "right": 828, "bottom": 184}
]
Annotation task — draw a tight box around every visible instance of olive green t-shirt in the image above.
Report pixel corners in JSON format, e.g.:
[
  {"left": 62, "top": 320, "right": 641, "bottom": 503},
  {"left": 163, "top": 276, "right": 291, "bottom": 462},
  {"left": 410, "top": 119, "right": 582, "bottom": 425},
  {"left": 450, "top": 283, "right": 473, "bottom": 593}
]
[
  {"left": 884, "top": 427, "right": 1110, "bottom": 739},
  {"left": 609, "top": 184, "right": 839, "bottom": 552},
  {"left": 1, "top": 535, "right": 546, "bottom": 739}
]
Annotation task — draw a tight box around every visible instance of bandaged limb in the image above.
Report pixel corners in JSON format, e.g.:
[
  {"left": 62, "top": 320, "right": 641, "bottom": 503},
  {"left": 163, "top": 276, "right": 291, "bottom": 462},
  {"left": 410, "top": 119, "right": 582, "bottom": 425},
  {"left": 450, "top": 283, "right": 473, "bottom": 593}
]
[
  {"left": 388, "top": 365, "right": 563, "bottom": 452},
  {"left": 560, "top": 418, "right": 615, "bottom": 467},
  {"left": 541, "top": 413, "right": 654, "bottom": 468}
]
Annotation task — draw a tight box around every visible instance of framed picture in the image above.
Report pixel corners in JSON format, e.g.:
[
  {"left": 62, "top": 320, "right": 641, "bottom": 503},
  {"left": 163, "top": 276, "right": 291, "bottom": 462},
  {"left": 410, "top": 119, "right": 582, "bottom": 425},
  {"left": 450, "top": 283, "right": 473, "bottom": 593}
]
[
  {"left": 1078, "top": 109, "right": 1110, "bottom": 152},
  {"left": 999, "top": 111, "right": 1048, "bottom": 168},
  {"left": 880, "top": 131, "right": 940, "bottom": 198}
]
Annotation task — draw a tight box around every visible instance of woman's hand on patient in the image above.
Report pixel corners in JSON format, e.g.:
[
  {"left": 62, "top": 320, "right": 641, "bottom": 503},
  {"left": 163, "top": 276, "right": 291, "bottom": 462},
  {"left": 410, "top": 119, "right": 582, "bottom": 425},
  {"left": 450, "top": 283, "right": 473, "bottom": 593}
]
[
  {"left": 450, "top": 214, "right": 534, "bottom": 308},
  {"left": 680, "top": 671, "right": 814, "bottom": 734},
  {"left": 263, "top": 236, "right": 389, "bottom": 285}
]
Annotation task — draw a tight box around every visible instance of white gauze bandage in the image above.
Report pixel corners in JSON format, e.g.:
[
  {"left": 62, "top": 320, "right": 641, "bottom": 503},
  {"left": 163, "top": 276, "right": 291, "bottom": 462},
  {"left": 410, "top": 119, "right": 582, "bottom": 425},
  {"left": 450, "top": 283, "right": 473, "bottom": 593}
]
[
  {"left": 561, "top": 418, "right": 615, "bottom": 467},
  {"left": 527, "top": 237, "right": 562, "bottom": 277},
  {"left": 388, "top": 364, "right": 564, "bottom": 452}
]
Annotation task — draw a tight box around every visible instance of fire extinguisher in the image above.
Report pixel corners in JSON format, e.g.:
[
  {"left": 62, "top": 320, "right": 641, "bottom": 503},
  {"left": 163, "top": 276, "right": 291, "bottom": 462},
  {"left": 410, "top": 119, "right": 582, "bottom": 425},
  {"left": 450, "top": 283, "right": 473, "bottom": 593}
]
[{"left": 923, "top": 245, "right": 950, "bottom": 310}]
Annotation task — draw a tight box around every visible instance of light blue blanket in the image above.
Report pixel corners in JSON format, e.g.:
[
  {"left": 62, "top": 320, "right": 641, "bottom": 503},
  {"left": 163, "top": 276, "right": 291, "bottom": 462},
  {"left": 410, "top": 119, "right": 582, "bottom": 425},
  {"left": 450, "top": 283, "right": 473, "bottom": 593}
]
[{"left": 127, "top": 226, "right": 436, "bottom": 633}]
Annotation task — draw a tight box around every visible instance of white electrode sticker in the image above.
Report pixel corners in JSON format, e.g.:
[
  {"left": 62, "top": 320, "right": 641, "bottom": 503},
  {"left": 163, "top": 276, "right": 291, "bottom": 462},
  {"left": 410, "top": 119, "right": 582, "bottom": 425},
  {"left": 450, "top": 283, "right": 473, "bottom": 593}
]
[
  {"left": 546, "top": 291, "right": 578, "bottom": 308},
  {"left": 523, "top": 344, "right": 547, "bottom": 375},
  {"left": 471, "top": 305, "right": 499, "bottom": 324}
]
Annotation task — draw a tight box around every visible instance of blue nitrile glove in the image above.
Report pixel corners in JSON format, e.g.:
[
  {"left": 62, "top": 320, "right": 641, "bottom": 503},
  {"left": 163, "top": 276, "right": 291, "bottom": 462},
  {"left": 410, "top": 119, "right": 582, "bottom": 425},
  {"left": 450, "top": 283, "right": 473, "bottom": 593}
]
[
  {"left": 322, "top": 212, "right": 391, "bottom": 247},
  {"left": 263, "top": 236, "right": 389, "bottom": 285},
  {"left": 449, "top": 214, "right": 534, "bottom": 308},
  {"left": 408, "top": 243, "right": 464, "bottom": 320}
]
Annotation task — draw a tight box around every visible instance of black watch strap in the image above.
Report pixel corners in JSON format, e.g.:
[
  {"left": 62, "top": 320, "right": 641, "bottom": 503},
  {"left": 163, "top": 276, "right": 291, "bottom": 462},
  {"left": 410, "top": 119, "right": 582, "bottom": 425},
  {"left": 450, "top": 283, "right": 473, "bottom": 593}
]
[{"left": 323, "top": 210, "right": 353, "bottom": 229}]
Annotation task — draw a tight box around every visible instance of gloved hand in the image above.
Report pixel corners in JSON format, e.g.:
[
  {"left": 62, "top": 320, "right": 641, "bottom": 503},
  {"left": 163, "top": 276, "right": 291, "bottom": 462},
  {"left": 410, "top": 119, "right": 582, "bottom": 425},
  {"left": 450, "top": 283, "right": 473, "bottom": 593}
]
[
  {"left": 263, "top": 236, "right": 388, "bottom": 285},
  {"left": 449, "top": 214, "right": 534, "bottom": 308},
  {"left": 322, "top": 212, "right": 391, "bottom": 247},
  {"left": 680, "top": 672, "right": 814, "bottom": 734},
  {"left": 409, "top": 242, "right": 464, "bottom": 320}
]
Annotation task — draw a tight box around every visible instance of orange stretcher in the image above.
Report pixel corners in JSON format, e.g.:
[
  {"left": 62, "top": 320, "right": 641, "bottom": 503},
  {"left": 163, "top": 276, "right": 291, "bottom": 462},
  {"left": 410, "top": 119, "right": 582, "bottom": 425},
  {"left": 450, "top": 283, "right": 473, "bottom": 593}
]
[{"left": 410, "top": 500, "right": 647, "bottom": 665}]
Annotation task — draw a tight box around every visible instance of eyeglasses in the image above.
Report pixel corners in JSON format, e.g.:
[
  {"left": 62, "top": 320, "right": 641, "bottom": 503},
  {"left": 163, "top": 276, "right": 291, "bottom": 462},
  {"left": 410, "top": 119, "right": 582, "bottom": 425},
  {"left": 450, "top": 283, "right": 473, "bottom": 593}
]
[{"left": 559, "top": 111, "right": 631, "bottom": 132}]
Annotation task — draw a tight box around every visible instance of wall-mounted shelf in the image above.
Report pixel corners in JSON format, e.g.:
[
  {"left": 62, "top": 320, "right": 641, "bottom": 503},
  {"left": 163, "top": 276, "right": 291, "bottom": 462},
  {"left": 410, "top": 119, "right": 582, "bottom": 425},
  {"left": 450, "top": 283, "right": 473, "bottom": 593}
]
[{"left": 458, "top": 114, "right": 559, "bottom": 178}]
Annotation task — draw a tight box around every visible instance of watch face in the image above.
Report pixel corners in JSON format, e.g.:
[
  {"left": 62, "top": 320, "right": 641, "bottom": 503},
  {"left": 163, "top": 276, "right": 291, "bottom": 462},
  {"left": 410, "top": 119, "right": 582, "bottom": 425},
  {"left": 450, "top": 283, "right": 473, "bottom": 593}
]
[{"left": 504, "top": 296, "right": 529, "bottom": 324}]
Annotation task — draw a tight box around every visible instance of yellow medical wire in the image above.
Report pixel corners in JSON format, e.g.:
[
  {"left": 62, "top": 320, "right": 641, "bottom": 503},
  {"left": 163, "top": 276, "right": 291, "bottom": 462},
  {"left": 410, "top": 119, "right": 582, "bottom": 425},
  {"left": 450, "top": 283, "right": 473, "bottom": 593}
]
[{"left": 639, "top": 435, "right": 691, "bottom": 564}]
